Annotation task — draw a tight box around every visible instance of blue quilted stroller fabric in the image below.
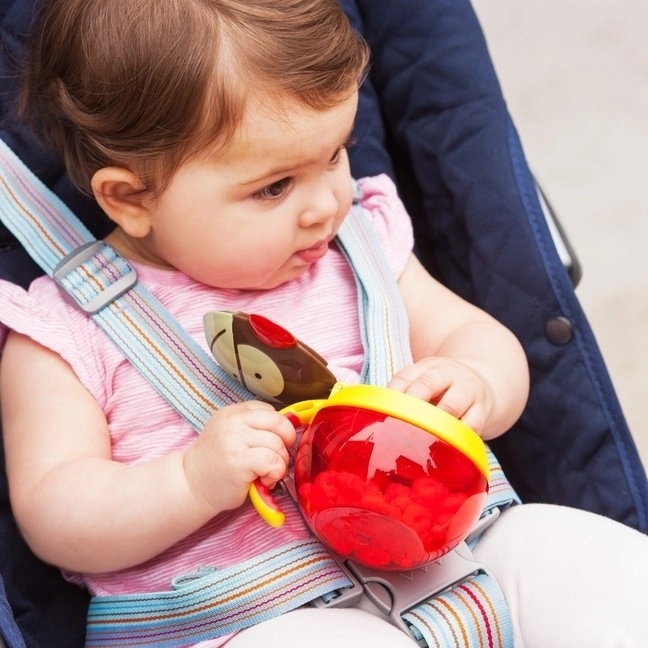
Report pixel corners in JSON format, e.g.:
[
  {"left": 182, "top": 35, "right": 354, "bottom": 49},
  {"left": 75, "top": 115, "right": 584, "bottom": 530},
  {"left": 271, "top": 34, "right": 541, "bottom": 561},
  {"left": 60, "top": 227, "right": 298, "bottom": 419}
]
[{"left": 1, "top": 0, "right": 646, "bottom": 646}]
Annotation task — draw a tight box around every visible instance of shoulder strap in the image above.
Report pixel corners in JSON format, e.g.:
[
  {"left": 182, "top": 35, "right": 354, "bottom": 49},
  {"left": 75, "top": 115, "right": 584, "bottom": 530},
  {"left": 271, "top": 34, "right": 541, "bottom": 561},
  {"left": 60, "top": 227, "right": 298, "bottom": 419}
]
[
  {"left": 0, "top": 139, "right": 255, "bottom": 430},
  {"left": 335, "top": 199, "right": 413, "bottom": 385}
]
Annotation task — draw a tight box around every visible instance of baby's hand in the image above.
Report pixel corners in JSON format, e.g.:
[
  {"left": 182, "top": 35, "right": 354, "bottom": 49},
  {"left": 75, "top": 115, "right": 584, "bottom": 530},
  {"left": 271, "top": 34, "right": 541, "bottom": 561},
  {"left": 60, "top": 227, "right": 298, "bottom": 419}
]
[
  {"left": 387, "top": 357, "right": 493, "bottom": 434},
  {"left": 182, "top": 401, "right": 296, "bottom": 514}
]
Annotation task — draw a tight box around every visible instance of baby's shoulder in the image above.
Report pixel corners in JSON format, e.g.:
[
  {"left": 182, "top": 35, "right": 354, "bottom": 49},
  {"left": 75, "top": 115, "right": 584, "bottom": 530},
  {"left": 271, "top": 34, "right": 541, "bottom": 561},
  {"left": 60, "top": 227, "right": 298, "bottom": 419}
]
[{"left": 355, "top": 174, "right": 414, "bottom": 276}]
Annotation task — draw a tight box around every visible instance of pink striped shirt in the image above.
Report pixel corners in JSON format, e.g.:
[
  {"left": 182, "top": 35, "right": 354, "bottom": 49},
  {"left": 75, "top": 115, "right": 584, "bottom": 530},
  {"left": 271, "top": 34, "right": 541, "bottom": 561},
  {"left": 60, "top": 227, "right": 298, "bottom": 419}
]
[{"left": 0, "top": 174, "right": 413, "bottom": 642}]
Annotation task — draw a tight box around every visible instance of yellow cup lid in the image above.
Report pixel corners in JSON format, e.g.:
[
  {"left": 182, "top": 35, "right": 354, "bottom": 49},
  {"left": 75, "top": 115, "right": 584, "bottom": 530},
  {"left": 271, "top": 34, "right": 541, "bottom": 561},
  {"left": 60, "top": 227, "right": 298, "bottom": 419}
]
[{"left": 282, "top": 383, "right": 490, "bottom": 481}]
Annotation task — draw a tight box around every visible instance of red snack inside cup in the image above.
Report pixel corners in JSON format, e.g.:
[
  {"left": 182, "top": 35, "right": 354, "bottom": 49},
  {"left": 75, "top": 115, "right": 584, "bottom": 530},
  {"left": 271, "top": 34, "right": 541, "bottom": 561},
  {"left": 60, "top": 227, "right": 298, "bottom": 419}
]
[{"left": 289, "top": 385, "right": 489, "bottom": 571}]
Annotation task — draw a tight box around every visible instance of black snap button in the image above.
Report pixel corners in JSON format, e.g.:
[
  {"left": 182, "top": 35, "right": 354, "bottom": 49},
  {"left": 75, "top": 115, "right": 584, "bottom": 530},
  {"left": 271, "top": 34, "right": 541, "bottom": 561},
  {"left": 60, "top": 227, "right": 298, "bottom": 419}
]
[{"left": 545, "top": 316, "right": 573, "bottom": 345}]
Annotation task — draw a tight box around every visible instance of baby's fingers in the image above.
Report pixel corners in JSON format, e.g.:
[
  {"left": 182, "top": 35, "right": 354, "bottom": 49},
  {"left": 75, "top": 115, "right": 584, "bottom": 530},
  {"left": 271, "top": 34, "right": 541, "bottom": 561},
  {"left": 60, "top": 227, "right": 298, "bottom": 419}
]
[
  {"left": 246, "top": 443, "right": 290, "bottom": 486},
  {"left": 388, "top": 363, "right": 450, "bottom": 403},
  {"left": 434, "top": 387, "right": 486, "bottom": 433},
  {"left": 248, "top": 426, "right": 290, "bottom": 463},
  {"left": 246, "top": 407, "right": 297, "bottom": 449}
]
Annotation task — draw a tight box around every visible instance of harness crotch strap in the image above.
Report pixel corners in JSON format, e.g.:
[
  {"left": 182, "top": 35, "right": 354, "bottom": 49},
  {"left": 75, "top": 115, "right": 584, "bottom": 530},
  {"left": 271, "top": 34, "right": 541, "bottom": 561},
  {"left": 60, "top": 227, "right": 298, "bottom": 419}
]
[{"left": 0, "top": 138, "right": 518, "bottom": 647}]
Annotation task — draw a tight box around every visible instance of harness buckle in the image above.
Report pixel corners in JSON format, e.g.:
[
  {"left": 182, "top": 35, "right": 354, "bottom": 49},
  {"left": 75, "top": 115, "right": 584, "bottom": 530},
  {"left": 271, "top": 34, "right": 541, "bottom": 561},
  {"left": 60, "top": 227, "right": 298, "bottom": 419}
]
[
  {"left": 310, "top": 560, "right": 365, "bottom": 609},
  {"left": 313, "top": 542, "right": 490, "bottom": 643},
  {"left": 54, "top": 241, "right": 138, "bottom": 314},
  {"left": 352, "top": 542, "right": 488, "bottom": 637}
]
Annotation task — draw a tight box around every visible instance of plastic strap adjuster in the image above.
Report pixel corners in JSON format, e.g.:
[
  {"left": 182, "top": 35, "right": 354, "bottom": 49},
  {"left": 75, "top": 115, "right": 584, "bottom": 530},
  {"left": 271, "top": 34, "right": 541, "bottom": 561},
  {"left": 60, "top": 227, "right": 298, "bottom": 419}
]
[{"left": 53, "top": 241, "right": 138, "bottom": 314}]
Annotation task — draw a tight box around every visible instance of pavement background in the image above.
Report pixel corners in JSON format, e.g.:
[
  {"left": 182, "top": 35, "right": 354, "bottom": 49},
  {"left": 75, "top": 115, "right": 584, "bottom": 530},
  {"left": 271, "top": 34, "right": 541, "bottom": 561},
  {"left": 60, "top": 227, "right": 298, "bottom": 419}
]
[{"left": 471, "top": 0, "right": 648, "bottom": 468}]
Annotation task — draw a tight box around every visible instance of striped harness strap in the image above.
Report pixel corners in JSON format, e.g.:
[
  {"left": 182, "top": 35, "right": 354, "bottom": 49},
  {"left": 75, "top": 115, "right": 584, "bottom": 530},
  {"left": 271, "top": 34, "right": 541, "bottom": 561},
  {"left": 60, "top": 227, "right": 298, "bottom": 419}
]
[
  {"left": 334, "top": 189, "right": 412, "bottom": 387},
  {"left": 0, "top": 138, "right": 518, "bottom": 647},
  {"left": 85, "top": 539, "right": 352, "bottom": 648}
]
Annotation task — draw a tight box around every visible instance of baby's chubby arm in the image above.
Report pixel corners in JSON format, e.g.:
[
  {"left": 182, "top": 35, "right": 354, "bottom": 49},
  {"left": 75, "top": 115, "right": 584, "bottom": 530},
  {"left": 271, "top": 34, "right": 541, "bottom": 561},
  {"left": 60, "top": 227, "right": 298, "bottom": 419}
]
[
  {"left": 390, "top": 255, "right": 530, "bottom": 440},
  {"left": 0, "top": 331, "right": 294, "bottom": 574}
]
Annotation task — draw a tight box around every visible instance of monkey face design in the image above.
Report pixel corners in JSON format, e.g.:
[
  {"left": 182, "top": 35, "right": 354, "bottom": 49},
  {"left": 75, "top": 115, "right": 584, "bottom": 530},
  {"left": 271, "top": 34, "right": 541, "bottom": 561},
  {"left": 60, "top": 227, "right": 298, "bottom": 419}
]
[{"left": 203, "top": 311, "right": 337, "bottom": 407}]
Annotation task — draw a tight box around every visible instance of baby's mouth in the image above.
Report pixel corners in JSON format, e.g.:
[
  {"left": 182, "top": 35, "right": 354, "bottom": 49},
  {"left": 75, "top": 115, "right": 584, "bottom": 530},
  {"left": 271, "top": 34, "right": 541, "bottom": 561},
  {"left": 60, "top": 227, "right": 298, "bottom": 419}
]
[{"left": 295, "top": 240, "right": 330, "bottom": 264}]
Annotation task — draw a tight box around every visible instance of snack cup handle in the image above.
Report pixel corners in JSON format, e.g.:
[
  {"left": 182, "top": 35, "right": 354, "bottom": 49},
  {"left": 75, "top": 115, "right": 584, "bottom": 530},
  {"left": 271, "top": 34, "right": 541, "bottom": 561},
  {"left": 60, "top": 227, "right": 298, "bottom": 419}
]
[
  {"left": 248, "top": 480, "right": 285, "bottom": 528},
  {"left": 249, "top": 399, "right": 327, "bottom": 527},
  {"left": 279, "top": 398, "right": 327, "bottom": 426}
]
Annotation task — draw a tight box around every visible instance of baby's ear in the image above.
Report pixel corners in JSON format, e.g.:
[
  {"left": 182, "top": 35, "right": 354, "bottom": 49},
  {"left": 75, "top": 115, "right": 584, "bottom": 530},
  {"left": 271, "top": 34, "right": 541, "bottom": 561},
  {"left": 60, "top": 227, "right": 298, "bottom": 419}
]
[{"left": 91, "top": 167, "right": 153, "bottom": 238}]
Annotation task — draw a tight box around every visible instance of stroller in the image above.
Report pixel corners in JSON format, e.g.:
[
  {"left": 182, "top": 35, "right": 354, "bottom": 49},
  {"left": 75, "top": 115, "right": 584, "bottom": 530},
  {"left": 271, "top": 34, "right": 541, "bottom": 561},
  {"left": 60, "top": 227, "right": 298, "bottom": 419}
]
[{"left": 1, "top": 0, "right": 646, "bottom": 646}]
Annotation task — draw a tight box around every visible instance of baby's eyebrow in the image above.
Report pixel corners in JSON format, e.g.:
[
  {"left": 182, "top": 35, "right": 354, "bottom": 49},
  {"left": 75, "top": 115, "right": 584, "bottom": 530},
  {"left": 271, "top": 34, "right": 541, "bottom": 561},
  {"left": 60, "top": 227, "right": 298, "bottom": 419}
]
[
  {"left": 240, "top": 122, "right": 356, "bottom": 188},
  {"left": 239, "top": 164, "right": 301, "bottom": 187}
]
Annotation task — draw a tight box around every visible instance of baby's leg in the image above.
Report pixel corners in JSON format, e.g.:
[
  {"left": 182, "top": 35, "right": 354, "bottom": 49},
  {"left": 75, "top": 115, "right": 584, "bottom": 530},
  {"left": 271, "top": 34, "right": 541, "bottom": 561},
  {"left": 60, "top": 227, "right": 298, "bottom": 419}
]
[
  {"left": 226, "top": 606, "right": 414, "bottom": 648},
  {"left": 473, "top": 503, "right": 648, "bottom": 647}
]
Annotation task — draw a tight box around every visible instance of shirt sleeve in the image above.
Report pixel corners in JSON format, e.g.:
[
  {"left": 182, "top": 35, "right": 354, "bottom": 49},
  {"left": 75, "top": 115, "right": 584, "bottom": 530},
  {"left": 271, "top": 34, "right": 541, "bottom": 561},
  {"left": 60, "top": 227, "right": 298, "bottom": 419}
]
[
  {"left": 0, "top": 277, "right": 109, "bottom": 407},
  {"left": 357, "top": 174, "right": 415, "bottom": 280}
]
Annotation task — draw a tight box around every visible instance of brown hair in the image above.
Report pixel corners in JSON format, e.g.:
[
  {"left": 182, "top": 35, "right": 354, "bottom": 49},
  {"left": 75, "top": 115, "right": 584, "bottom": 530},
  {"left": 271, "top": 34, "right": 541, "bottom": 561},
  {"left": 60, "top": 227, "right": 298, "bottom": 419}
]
[{"left": 21, "top": 0, "right": 370, "bottom": 195}]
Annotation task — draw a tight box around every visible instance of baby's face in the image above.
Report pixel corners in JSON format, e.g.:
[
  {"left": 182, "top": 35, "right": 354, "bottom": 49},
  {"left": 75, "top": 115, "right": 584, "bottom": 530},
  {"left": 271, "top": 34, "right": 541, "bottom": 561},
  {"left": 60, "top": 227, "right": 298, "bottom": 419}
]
[{"left": 135, "top": 90, "right": 359, "bottom": 291}]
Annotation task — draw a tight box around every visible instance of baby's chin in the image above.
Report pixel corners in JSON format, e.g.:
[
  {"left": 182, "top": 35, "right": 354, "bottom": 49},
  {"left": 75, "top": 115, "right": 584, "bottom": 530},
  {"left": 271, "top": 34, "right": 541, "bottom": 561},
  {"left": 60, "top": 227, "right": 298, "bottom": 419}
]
[{"left": 207, "top": 265, "right": 311, "bottom": 292}]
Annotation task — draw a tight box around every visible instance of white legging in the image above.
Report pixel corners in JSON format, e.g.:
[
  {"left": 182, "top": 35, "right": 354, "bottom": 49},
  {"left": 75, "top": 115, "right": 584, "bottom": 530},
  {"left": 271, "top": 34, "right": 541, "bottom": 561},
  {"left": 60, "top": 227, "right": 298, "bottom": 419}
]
[{"left": 226, "top": 504, "right": 648, "bottom": 648}]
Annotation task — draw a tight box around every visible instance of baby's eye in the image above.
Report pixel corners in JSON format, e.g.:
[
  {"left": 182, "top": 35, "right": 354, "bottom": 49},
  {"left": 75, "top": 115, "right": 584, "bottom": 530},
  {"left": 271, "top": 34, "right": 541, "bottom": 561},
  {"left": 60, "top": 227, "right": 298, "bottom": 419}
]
[
  {"left": 254, "top": 178, "right": 291, "bottom": 201},
  {"left": 329, "top": 147, "right": 344, "bottom": 165}
]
